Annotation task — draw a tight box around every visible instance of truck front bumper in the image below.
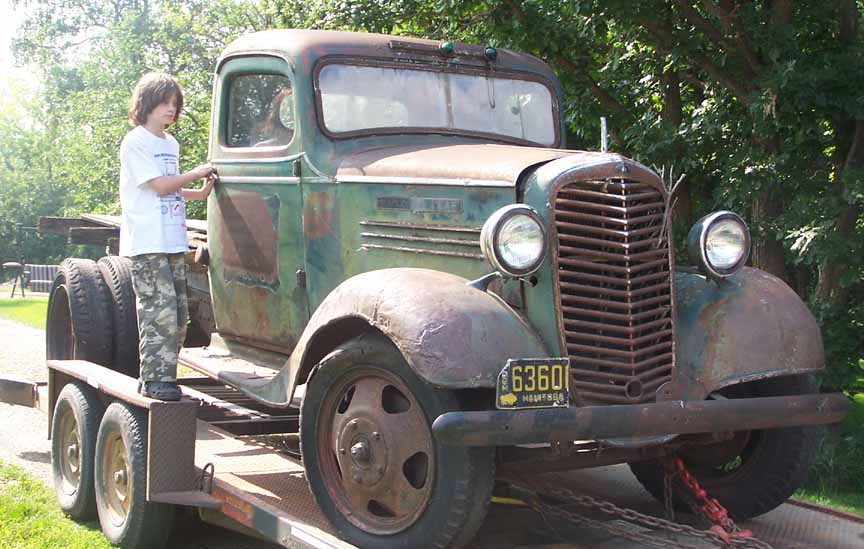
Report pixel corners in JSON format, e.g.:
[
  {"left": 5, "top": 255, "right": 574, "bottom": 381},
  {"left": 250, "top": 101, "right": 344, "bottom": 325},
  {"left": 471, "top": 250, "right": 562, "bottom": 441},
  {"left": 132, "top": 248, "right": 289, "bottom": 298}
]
[{"left": 431, "top": 393, "right": 848, "bottom": 447}]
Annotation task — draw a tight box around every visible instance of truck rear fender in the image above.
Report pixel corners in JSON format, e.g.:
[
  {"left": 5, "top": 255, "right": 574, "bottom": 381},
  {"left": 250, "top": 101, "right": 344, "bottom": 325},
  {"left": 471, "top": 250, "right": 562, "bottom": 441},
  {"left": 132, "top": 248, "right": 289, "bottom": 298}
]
[
  {"left": 674, "top": 267, "right": 824, "bottom": 400},
  {"left": 289, "top": 268, "right": 549, "bottom": 398}
]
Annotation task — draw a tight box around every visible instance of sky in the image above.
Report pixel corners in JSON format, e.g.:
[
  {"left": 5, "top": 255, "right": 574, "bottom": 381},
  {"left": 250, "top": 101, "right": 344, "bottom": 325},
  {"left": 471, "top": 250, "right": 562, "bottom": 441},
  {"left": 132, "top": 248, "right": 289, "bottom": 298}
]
[{"left": 0, "top": 0, "right": 38, "bottom": 99}]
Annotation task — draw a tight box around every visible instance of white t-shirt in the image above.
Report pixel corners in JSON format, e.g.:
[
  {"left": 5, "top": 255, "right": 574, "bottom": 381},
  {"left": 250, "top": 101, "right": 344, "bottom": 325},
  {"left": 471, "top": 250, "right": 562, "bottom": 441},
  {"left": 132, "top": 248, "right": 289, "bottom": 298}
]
[{"left": 118, "top": 125, "right": 188, "bottom": 256}]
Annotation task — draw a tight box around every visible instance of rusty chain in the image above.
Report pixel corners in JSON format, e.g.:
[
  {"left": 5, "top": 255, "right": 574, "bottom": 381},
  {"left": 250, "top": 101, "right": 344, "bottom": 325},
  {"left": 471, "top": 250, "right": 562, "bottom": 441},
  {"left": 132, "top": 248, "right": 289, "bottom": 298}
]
[{"left": 506, "top": 472, "right": 774, "bottom": 549}]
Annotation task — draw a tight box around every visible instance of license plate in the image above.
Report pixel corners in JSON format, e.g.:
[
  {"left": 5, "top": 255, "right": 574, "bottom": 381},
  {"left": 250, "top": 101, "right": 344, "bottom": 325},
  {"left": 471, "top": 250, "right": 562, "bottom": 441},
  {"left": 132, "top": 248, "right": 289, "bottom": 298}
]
[{"left": 496, "top": 358, "right": 570, "bottom": 410}]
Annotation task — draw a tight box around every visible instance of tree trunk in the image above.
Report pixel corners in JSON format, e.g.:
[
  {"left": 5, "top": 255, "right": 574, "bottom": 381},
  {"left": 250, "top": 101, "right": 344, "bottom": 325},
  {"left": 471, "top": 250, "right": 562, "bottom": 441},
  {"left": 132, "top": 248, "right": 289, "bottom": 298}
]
[
  {"left": 815, "top": 1, "right": 861, "bottom": 304},
  {"left": 751, "top": 189, "right": 787, "bottom": 279},
  {"left": 816, "top": 119, "right": 864, "bottom": 303}
]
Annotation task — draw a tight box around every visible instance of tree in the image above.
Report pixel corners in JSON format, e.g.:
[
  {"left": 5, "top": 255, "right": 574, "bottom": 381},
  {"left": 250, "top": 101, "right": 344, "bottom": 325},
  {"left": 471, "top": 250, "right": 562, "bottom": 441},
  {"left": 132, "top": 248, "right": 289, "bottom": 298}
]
[{"left": 5, "top": 0, "right": 861, "bottom": 389}]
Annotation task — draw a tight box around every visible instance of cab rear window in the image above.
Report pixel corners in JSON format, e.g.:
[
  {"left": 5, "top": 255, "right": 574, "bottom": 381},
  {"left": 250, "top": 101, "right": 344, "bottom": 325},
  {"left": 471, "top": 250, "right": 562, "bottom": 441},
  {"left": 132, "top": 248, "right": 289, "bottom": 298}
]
[{"left": 226, "top": 74, "right": 295, "bottom": 148}]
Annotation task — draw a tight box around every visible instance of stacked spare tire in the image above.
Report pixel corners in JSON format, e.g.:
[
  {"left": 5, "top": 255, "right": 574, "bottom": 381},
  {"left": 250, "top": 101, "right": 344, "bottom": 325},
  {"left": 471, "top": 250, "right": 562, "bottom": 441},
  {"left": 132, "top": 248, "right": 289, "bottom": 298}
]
[{"left": 47, "top": 257, "right": 140, "bottom": 378}]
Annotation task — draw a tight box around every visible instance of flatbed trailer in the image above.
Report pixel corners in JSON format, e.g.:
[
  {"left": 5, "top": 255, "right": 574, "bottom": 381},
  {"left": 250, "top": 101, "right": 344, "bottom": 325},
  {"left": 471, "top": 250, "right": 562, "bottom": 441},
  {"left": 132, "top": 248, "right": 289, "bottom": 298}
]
[
  {"left": 2, "top": 358, "right": 864, "bottom": 548},
  {"left": 34, "top": 358, "right": 354, "bottom": 549}
]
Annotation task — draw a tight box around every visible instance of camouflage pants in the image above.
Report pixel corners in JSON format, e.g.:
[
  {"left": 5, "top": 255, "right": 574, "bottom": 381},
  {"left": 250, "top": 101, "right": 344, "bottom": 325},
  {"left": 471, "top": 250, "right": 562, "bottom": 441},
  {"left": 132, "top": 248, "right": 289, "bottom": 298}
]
[{"left": 130, "top": 253, "right": 188, "bottom": 382}]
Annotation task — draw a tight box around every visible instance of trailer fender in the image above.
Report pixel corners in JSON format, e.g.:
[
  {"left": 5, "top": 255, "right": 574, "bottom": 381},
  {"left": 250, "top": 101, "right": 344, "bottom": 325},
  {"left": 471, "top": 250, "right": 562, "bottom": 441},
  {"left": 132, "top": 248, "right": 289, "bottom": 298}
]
[
  {"left": 673, "top": 267, "right": 824, "bottom": 400},
  {"left": 290, "top": 268, "right": 549, "bottom": 394}
]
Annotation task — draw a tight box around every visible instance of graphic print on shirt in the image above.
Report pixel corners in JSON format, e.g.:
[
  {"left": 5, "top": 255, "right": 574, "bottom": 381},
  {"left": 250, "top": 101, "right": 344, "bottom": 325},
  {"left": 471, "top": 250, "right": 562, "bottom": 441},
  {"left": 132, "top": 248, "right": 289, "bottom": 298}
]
[
  {"left": 156, "top": 151, "right": 179, "bottom": 177},
  {"left": 153, "top": 151, "right": 186, "bottom": 229},
  {"left": 160, "top": 194, "right": 187, "bottom": 227}
]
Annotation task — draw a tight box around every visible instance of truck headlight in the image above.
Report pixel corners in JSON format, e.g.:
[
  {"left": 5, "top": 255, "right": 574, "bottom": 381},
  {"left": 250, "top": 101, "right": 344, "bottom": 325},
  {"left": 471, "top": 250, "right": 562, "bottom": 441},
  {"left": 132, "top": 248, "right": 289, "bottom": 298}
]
[
  {"left": 481, "top": 205, "right": 547, "bottom": 277},
  {"left": 687, "top": 211, "right": 750, "bottom": 279}
]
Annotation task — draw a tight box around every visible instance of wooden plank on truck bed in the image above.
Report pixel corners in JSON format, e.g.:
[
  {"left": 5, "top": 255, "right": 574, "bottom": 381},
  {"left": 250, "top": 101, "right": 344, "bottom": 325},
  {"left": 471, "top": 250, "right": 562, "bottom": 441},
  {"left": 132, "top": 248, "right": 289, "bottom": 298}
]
[
  {"left": 82, "top": 213, "right": 208, "bottom": 234},
  {"left": 38, "top": 216, "right": 103, "bottom": 235},
  {"left": 68, "top": 226, "right": 120, "bottom": 245}
]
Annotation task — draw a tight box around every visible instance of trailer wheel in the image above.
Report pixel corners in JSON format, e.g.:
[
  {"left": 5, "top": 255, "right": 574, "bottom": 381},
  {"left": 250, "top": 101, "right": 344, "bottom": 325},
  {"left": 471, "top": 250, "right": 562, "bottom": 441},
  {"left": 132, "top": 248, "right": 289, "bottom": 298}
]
[
  {"left": 51, "top": 382, "right": 104, "bottom": 520},
  {"left": 95, "top": 402, "right": 174, "bottom": 549},
  {"left": 47, "top": 258, "right": 113, "bottom": 367},
  {"left": 97, "top": 256, "right": 140, "bottom": 377},
  {"left": 300, "top": 333, "right": 495, "bottom": 549},
  {"left": 628, "top": 375, "right": 822, "bottom": 519}
]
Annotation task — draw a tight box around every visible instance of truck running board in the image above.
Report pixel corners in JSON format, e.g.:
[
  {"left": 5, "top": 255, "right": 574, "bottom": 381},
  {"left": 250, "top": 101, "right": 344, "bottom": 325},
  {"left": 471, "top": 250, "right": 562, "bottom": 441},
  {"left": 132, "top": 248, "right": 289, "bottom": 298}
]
[{"left": 179, "top": 335, "right": 296, "bottom": 408}]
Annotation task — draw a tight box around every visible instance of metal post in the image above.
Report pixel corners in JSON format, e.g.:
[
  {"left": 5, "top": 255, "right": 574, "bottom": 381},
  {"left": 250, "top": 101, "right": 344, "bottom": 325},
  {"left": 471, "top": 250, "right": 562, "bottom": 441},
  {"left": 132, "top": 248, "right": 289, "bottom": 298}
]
[{"left": 600, "top": 117, "right": 608, "bottom": 153}]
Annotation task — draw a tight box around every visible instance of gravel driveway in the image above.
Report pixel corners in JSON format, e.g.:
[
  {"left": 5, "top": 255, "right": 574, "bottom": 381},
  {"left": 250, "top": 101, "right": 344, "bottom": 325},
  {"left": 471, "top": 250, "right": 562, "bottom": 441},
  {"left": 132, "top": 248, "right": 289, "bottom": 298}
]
[{"left": 0, "top": 318, "right": 276, "bottom": 548}]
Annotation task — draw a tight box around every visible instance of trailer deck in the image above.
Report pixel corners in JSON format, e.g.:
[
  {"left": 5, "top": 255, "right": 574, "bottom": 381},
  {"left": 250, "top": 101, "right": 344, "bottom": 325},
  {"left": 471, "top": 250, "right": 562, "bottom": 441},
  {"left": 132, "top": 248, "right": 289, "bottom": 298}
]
[
  {"left": 3, "top": 359, "right": 862, "bottom": 548},
  {"left": 180, "top": 375, "right": 864, "bottom": 549}
]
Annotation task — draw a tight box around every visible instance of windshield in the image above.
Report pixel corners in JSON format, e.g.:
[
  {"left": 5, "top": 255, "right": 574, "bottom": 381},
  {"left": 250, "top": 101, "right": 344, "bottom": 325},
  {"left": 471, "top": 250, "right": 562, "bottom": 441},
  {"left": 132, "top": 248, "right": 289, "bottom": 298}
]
[{"left": 318, "top": 63, "right": 557, "bottom": 145}]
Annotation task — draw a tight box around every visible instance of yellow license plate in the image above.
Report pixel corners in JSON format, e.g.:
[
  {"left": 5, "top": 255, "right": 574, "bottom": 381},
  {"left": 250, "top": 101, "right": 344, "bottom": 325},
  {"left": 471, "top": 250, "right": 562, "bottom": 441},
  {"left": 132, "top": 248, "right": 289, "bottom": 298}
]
[{"left": 496, "top": 358, "right": 570, "bottom": 410}]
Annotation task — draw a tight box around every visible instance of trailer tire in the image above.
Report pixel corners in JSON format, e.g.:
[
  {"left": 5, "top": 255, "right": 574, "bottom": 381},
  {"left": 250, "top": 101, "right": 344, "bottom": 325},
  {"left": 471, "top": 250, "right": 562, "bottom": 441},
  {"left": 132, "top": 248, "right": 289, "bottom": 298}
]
[
  {"left": 51, "top": 382, "right": 104, "bottom": 520},
  {"left": 97, "top": 256, "right": 140, "bottom": 377},
  {"left": 47, "top": 258, "right": 113, "bottom": 367},
  {"left": 628, "top": 375, "right": 822, "bottom": 519},
  {"left": 95, "top": 402, "right": 174, "bottom": 549},
  {"left": 300, "top": 333, "right": 495, "bottom": 549}
]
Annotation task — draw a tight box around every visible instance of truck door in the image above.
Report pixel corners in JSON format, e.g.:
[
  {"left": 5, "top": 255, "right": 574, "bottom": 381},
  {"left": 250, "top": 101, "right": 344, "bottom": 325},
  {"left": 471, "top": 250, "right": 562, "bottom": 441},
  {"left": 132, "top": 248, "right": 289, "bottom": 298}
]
[{"left": 207, "top": 55, "right": 309, "bottom": 352}]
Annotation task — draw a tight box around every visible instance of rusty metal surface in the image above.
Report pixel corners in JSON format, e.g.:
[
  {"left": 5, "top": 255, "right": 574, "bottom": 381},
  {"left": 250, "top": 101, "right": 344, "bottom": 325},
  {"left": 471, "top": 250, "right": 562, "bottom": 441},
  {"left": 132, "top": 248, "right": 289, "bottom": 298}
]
[
  {"left": 336, "top": 143, "right": 570, "bottom": 184},
  {"left": 359, "top": 220, "right": 484, "bottom": 259},
  {"left": 318, "top": 367, "right": 434, "bottom": 534},
  {"left": 47, "top": 359, "right": 156, "bottom": 409},
  {"left": 219, "top": 29, "right": 558, "bottom": 89},
  {"left": 194, "top": 421, "right": 355, "bottom": 548},
  {"left": 431, "top": 393, "right": 848, "bottom": 447},
  {"left": 519, "top": 154, "right": 669, "bottom": 359},
  {"left": 202, "top": 268, "right": 547, "bottom": 407},
  {"left": 288, "top": 268, "right": 549, "bottom": 396},
  {"left": 672, "top": 267, "right": 825, "bottom": 400},
  {"left": 0, "top": 375, "right": 41, "bottom": 408},
  {"left": 552, "top": 179, "right": 674, "bottom": 405},
  {"left": 192, "top": 416, "right": 862, "bottom": 548},
  {"left": 491, "top": 465, "right": 864, "bottom": 549},
  {"left": 216, "top": 190, "right": 280, "bottom": 289},
  {"left": 147, "top": 399, "right": 200, "bottom": 498}
]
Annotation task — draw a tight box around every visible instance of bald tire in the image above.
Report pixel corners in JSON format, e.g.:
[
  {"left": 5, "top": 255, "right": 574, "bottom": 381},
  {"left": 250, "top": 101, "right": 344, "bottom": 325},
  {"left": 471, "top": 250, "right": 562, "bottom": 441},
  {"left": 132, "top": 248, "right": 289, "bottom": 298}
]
[
  {"left": 300, "top": 333, "right": 495, "bottom": 549},
  {"left": 47, "top": 258, "right": 113, "bottom": 366}
]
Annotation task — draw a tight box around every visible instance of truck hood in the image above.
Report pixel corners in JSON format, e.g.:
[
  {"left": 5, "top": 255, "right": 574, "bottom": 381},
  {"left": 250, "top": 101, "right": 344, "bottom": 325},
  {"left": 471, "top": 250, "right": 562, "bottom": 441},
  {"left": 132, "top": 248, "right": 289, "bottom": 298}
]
[{"left": 335, "top": 143, "right": 573, "bottom": 186}]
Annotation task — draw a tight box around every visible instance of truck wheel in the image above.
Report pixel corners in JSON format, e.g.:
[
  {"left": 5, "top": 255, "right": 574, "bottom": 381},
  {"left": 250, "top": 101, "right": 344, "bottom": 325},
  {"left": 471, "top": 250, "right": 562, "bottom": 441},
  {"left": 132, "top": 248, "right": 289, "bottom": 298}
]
[
  {"left": 51, "top": 382, "right": 104, "bottom": 520},
  {"left": 97, "top": 256, "right": 140, "bottom": 377},
  {"left": 47, "top": 258, "right": 113, "bottom": 367},
  {"left": 300, "top": 333, "right": 495, "bottom": 549},
  {"left": 95, "top": 402, "right": 174, "bottom": 549},
  {"left": 628, "top": 376, "right": 822, "bottom": 519}
]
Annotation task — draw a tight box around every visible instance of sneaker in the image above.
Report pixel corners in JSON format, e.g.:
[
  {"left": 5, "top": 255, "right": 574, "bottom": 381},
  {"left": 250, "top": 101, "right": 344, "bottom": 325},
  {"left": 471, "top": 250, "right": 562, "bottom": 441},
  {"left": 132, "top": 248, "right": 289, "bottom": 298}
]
[{"left": 140, "top": 381, "right": 182, "bottom": 401}]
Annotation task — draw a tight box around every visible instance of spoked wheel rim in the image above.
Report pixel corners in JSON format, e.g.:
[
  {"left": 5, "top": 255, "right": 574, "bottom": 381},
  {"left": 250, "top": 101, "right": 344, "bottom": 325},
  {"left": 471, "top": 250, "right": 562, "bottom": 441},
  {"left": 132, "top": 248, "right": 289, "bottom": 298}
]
[
  {"left": 101, "top": 431, "right": 131, "bottom": 527},
  {"left": 317, "top": 366, "right": 435, "bottom": 535},
  {"left": 58, "top": 409, "right": 81, "bottom": 495}
]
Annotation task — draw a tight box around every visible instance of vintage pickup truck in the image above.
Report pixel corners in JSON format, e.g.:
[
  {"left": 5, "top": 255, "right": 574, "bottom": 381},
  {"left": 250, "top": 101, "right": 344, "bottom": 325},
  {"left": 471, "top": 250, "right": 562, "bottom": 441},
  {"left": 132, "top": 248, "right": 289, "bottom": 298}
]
[{"left": 39, "top": 29, "right": 847, "bottom": 549}]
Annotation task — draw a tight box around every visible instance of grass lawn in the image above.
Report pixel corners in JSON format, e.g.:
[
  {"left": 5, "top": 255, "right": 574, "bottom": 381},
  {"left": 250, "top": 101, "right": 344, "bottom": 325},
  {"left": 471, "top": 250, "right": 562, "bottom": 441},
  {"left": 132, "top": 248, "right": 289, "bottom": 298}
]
[
  {"left": 0, "top": 297, "right": 48, "bottom": 330},
  {"left": 795, "top": 489, "right": 864, "bottom": 517},
  {"left": 0, "top": 460, "right": 112, "bottom": 549},
  {"left": 795, "top": 392, "right": 864, "bottom": 517}
]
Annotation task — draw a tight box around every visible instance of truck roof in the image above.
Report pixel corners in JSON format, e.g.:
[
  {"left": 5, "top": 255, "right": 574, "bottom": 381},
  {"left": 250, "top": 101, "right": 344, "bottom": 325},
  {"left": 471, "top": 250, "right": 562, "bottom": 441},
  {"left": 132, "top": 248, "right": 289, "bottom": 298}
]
[{"left": 218, "top": 29, "right": 559, "bottom": 83}]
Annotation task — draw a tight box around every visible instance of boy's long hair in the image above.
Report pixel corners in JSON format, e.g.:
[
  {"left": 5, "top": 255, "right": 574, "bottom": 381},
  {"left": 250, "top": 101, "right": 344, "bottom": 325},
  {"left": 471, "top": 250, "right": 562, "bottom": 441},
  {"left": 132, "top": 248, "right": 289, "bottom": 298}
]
[{"left": 128, "top": 72, "right": 184, "bottom": 127}]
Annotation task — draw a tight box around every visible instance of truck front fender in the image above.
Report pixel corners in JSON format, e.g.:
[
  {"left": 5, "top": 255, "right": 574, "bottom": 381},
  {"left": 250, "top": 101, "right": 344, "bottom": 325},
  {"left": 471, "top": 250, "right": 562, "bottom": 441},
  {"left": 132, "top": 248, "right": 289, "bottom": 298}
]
[
  {"left": 674, "top": 267, "right": 824, "bottom": 400},
  {"left": 290, "top": 268, "right": 548, "bottom": 395}
]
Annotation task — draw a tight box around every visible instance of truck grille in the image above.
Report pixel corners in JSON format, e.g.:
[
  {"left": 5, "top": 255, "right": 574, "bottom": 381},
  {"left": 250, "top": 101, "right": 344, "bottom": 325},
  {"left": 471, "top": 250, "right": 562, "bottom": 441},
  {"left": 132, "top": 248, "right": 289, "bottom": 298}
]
[{"left": 553, "top": 179, "right": 674, "bottom": 405}]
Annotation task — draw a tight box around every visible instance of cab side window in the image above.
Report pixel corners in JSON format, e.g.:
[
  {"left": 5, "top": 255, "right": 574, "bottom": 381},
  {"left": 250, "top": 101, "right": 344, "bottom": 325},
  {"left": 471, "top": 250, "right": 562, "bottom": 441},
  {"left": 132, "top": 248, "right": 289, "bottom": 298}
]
[{"left": 226, "top": 74, "right": 294, "bottom": 148}]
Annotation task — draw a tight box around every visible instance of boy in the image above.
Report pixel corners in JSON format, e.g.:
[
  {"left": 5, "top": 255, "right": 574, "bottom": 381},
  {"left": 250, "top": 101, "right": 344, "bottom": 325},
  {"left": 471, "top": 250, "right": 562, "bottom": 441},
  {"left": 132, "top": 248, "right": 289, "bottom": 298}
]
[{"left": 119, "top": 71, "right": 214, "bottom": 401}]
